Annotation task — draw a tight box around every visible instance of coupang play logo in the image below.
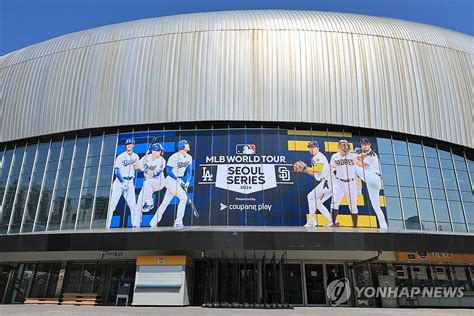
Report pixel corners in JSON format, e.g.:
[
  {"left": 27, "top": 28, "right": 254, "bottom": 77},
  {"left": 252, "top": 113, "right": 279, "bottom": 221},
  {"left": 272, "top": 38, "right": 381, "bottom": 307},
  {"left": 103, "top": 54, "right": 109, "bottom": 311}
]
[{"left": 199, "top": 144, "right": 293, "bottom": 194}]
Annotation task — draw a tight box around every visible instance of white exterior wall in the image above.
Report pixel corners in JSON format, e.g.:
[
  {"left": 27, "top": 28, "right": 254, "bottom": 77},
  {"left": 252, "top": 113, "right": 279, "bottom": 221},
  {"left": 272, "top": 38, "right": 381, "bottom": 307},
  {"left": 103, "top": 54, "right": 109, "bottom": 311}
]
[{"left": 1, "top": 10, "right": 472, "bottom": 147}]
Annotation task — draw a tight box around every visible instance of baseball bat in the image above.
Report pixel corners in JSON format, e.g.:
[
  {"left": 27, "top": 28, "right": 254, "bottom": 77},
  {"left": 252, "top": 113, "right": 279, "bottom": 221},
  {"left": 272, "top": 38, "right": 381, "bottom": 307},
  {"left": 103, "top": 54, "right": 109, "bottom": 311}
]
[{"left": 181, "top": 183, "right": 199, "bottom": 218}]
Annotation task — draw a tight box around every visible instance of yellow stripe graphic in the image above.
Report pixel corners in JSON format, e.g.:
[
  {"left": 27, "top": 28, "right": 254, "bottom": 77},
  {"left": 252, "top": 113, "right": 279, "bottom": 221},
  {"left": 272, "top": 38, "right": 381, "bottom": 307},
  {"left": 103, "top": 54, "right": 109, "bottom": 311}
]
[
  {"left": 306, "top": 214, "right": 378, "bottom": 227},
  {"left": 288, "top": 141, "right": 354, "bottom": 152},
  {"left": 288, "top": 130, "right": 352, "bottom": 137}
]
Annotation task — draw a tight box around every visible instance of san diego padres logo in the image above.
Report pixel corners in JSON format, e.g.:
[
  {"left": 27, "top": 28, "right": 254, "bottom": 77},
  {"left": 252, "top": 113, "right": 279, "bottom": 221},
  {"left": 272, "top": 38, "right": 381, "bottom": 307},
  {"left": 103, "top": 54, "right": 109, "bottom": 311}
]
[{"left": 326, "top": 278, "right": 351, "bottom": 306}]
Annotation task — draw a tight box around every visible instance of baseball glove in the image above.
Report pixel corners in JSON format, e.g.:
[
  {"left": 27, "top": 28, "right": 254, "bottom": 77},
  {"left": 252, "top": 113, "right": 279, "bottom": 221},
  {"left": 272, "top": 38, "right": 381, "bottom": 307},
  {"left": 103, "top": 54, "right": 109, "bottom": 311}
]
[{"left": 293, "top": 160, "right": 307, "bottom": 172}]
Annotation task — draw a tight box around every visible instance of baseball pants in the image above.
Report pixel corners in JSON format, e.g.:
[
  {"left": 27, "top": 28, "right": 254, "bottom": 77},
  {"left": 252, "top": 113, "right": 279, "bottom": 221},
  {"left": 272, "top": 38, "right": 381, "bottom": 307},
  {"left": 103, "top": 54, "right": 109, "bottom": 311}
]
[
  {"left": 107, "top": 178, "right": 137, "bottom": 228},
  {"left": 356, "top": 166, "right": 388, "bottom": 228},
  {"left": 332, "top": 178, "right": 358, "bottom": 214},
  {"left": 151, "top": 176, "right": 188, "bottom": 226},
  {"left": 307, "top": 181, "right": 333, "bottom": 224}
]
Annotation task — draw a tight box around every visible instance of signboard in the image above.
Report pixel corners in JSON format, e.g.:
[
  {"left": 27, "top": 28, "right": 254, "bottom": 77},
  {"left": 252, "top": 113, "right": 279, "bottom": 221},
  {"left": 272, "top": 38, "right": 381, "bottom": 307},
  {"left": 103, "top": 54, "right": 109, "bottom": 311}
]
[
  {"left": 106, "top": 128, "right": 389, "bottom": 229},
  {"left": 396, "top": 252, "right": 474, "bottom": 264}
]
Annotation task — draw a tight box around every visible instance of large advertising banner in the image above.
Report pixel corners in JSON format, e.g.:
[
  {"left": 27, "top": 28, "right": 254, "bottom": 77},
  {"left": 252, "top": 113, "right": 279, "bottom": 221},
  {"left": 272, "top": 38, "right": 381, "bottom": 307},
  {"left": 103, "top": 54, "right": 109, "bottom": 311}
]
[{"left": 106, "top": 129, "right": 388, "bottom": 229}]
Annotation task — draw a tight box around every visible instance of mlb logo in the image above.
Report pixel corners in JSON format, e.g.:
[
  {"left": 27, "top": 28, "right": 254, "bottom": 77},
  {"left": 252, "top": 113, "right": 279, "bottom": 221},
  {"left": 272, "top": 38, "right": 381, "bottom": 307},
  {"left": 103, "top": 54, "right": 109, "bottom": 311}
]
[{"left": 236, "top": 144, "right": 256, "bottom": 154}]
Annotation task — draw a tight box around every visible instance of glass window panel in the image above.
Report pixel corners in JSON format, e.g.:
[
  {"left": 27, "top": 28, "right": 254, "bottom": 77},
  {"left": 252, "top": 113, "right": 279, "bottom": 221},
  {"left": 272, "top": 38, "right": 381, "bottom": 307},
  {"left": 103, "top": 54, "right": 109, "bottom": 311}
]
[
  {"left": 61, "top": 140, "right": 75, "bottom": 160},
  {"left": 68, "top": 168, "right": 84, "bottom": 189},
  {"left": 91, "top": 186, "right": 111, "bottom": 228},
  {"left": 385, "top": 197, "right": 402, "bottom": 220},
  {"left": 383, "top": 185, "right": 399, "bottom": 197},
  {"left": 393, "top": 139, "right": 408, "bottom": 156},
  {"left": 456, "top": 171, "right": 470, "bottom": 192},
  {"left": 396, "top": 165, "right": 413, "bottom": 187},
  {"left": 379, "top": 154, "right": 395, "bottom": 165},
  {"left": 61, "top": 187, "right": 81, "bottom": 230},
  {"left": 460, "top": 191, "right": 472, "bottom": 203},
  {"left": 395, "top": 155, "right": 410, "bottom": 166},
  {"left": 423, "top": 144, "right": 438, "bottom": 158},
  {"left": 416, "top": 188, "right": 431, "bottom": 198},
  {"left": 440, "top": 159, "right": 454, "bottom": 170},
  {"left": 412, "top": 167, "right": 429, "bottom": 188},
  {"left": 102, "top": 134, "right": 117, "bottom": 156},
  {"left": 47, "top": 189, "right": 66, "bottom": 231},
  {"left": 0, "top": 146, "right": 25, "bottom": 234},
  {"left": 48, "top": 142, "right": 62, "bottom": 162},
  {"left": 431, "top": 189, "right": 446, "bottom": 200},
  {"left": 21, "top": 157, "right": 47, "bottom": 233},
  {"left": 437, "top": 222, "right": 452, "bottom": 232},
  {"left": 58, "top": 159, "right": 72, "bottom": 171},
  {"left": 433, "top": 200, "right": 450, "bottom": 222},
  {"left": 454, "top": 159, "right": 467, "bottom": 171},
  {"left": 448, "top": 201, "right": 465, "bottom": 223},
  {"left": 0, "top": 149, "right": 14, "bottom": 205},
  {"left": 74, "top": 138, "right": 88, "bottom": 158},
  {"left": 76, "top": 187, "right": 96, "bottom": 229},
  {"left": 453, "top": 223, "right": 467, "bottom": 233},
  {"left": 401, "top": 197, "right": 418, "bottom": 220},
  {"left": 88, "top": 136, "right": 103, "bottom": 157},
  {"left": 23, "top": 144, "right": 37, "bottom": 166},
  {"left": 408, "top": 142, "right": 423, "bottom": 156},
  {"left": 400, "top": 187, "right": 415, "bottom": 198},
  {"left": 418, "top": 199, "right": 435, "bottom": 221},
  {"left": 464, "top": 202, "right": 473, "bottom": 223},
  {"left": 428, "top": 168, "right": 444, "bottom": 189},
  {"left": 9, "top": 170, "right": 30, "bottom": 234},
  {"left": 426, "top": 157, "right": 440, "bottom": 168},
  {"left": 82, "top": 166, "right": 99, "bottom": 188},
  {"left": 442, "top": 169, "right": 458, "bottom": 190},
  {"left": 446, "top": 190, "right": 460, "bottom": 201},
  {"left": 387, "top": 219, "right": 403, "bottom": 229},
  {"left": 421, "top": 221, "right": 436, "bottom": 231},
  {"left": 377, "top": 138, "right": 393, "bottom": 154},
  {"left": 36, "top": 142, "right": 50, "bottom": 163},
  {"left": 411, "top": 156, "right": 425, "bottom": 167},
  {"left": 381, "top": 165, "right": 397, "bottom": 186},
  {"left": 437, "top": 147, "right": 451, "bottom": 160}
]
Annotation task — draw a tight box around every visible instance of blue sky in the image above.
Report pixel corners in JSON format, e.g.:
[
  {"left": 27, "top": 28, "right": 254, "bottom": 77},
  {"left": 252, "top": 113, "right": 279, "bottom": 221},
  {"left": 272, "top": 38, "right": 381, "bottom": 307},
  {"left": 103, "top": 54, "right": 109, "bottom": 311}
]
[{"left": 1, "top": 0, "right": 473, "bottom": 55}]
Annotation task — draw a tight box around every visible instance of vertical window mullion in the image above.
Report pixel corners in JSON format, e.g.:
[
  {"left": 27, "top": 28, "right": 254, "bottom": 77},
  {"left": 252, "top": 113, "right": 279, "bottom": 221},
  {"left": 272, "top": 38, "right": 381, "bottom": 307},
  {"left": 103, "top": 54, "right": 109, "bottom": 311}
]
[
  {"left": 450, "top": 147, "right": 469, "bottom": 232},
  {"left": 436, "top": 144, "right": 454, "bottom": 231},
  {"left": 59, "top": 136, "right": 78, "bottom": 230},
  {"left": 406, "top": 140, "right": 422, "bottom": 230},
  {"left": 74, "top": 134, "right": 92, "bottom": 230},
  {"left": 19, "top": 140, "right": 41, "bottom": 232},
  {"left": 7, "top": 144, "right": 29, "bottom": 234},
  {"left": 89, "top": 132, "right": 105, "bottom": 229},
  {"left": 46, "top": 137, "right": 65, "bottom": 231},
  {"left": 420, "top": 139, "right": 439, "bottom": 229},
  {"left": 390, "top": 136, "right": 406, "bottom": 229},
  {"left": 32, "top": 139, "right": 52, "bottom": 232}
]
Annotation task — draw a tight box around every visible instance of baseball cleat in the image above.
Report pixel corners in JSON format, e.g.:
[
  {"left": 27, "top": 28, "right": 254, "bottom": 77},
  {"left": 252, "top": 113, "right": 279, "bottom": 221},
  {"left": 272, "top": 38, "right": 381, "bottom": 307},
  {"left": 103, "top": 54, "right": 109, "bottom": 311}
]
[
  {"left": 304, "top": 221, "right": 317, "bottom": 228},
  {"left": 326, "top": 222, "right": 335, "bottom": 227},
  {"left": 174, "top": 223, "right": 184, "bottom": 228}
]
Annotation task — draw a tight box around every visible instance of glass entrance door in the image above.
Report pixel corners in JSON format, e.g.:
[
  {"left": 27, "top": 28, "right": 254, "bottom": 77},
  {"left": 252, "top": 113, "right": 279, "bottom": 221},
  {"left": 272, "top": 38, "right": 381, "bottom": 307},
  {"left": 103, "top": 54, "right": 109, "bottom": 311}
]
[
  {"left": 304, "top": 264, "right": 326, "bottom": 305},
  {"left": 325, "top": 263, "right": 350, "bottom": 306}
]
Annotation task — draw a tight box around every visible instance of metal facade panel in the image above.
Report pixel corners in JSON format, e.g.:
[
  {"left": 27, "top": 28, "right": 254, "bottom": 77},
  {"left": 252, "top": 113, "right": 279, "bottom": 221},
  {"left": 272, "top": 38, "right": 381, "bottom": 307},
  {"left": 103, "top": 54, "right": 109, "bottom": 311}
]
[{"left": 1, "top": 10, "right": 472, "bottom": 147}]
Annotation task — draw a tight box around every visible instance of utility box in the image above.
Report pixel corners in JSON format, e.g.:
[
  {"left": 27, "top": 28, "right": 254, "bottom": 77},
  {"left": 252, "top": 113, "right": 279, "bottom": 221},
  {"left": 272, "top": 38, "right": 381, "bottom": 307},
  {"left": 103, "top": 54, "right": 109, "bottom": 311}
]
[{"left": 132, "top": 256, "right": 191, "bottom": 306}]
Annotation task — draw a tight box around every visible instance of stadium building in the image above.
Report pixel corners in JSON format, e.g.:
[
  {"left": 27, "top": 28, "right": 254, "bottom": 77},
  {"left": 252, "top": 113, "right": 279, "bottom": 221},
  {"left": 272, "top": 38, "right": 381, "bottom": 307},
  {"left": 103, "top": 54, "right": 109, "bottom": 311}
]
[{"left": 0, "top": 10, "right": 473, "bottom": 308}]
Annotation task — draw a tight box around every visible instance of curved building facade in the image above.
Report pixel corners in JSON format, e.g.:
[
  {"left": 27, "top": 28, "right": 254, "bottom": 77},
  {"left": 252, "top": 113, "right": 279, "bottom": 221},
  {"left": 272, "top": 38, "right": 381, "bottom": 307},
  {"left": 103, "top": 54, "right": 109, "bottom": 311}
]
[{"left": 0, "top": 10, "right": 473, "bottom": 308}]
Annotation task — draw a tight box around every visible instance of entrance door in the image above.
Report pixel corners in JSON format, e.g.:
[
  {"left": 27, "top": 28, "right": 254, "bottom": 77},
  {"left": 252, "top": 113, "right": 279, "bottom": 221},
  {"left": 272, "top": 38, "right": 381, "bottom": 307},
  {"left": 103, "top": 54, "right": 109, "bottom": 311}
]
[
  {"left": 285, "top": 264, "right": 303, "bottom": 305},
  {"left": 325, "top": 263, "right": 350, "bottom": 306},
  {"left": 304, "top": 264, "right": 326, "bottom": 305}
]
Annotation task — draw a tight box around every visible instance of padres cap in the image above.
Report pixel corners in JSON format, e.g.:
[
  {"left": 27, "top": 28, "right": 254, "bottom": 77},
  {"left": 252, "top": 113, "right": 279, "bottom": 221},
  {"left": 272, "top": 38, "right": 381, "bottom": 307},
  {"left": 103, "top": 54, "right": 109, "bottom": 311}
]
[
  {"left": 307, "top": 141, "right": 319, "bottom": 148},
  {"left": 360, "top": 138, "right": 371, "bottom": 145}
]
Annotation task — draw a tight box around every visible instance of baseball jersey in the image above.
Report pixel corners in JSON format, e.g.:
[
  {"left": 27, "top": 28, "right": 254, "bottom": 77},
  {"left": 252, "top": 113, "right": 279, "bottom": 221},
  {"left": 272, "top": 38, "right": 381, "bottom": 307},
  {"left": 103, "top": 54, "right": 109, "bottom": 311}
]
[
  {"left": 330, "top": 152, "right": 357, "bottom": 180},
  {"left": 114, "top": 151, "right": 139, "bottom": 178},
  {"left": 361, "top": 150, "right": 380, "bottom": 173},
  {"left": 311, "top": 152, "right": 330, "bottom": 181},
  {"left": 140, "top": 154, "right": 166, "bottom": 179},
  {"left": 167, "top": 152, "right": 193, "bottom": 178}
]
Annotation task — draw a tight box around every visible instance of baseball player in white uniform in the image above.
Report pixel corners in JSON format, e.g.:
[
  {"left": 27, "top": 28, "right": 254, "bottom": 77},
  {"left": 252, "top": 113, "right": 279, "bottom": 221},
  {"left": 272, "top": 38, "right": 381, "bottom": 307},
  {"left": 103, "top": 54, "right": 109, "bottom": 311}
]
[
  {"left": 355, "top": 138, "right": 388, "bottom": 229},
  {"left": 299, "top": 141, "right": 334, "bottom": 227},
  {"left": 330, "top": 140, "right": 359, "bottom": 227},
  {"left": 106, "top": 138, "right": 140, "bottom": 228},
  {"left": 149, "top": 139, "right": 193, "bottom": 228},
  {"left": 135, "top": 143, "right": 166, "bottom": 226}
]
